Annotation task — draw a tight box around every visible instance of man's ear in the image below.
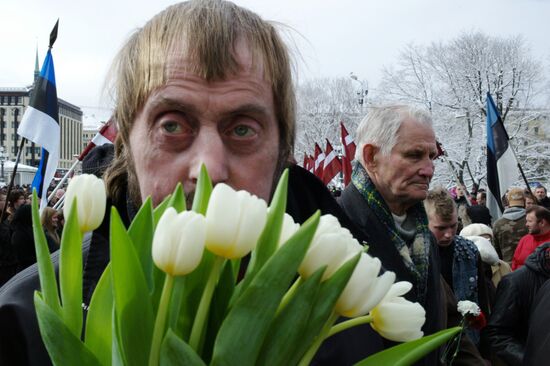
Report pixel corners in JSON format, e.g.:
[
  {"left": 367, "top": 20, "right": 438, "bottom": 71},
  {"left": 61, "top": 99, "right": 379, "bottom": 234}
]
[{"left": 362, "top": 144, "right": 379, "bottom": 171}]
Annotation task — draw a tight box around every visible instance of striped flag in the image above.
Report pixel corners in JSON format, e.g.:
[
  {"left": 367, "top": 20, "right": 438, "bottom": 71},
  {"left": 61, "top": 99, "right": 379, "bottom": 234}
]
[
  {"left": 486, "top": 92, "right": 521, "bottom": 219},
  {"left": 340, "top": 122, "right": 356, "bottom": 186},
  {"left": 322, "top": 139, "right": 342, "bottom": 185},
  {"left": 78, "top": 118, "right": 117, "bottom": 161},
  {"left": 313, "top": 143, "right": 325, "bottom": 179},
  {"left": 18, "top": 26, "right": 60, "bottom": 210}
]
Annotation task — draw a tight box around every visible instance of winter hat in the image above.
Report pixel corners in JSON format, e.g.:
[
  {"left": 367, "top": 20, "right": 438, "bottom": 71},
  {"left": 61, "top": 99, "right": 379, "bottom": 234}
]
[
  {"left": 466, "top": 235, "right": 499, "bottom": 266},
  {"left": 460, "top": 223, "right": 493, "bottom": 239},
  {"left": 507, "top": 187, "right": 525, "bottom": 207}
]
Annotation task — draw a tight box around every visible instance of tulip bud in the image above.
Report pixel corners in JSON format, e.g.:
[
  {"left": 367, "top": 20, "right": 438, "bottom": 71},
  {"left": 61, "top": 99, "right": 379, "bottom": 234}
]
[
  {"left": 205, "top": 183, "right": 268, "bottom": 259},
  {"left": 370, "top": 281, "right": 426, "bottom": 342},
  {"left": 152, "top": 208, "right": 206, "bottom": 276},
  {"left": 63, "top": 174, "right": 106, "bottom": 233},
  {"left": 335, "top": 253, "right": 395, "bottom": 318},
  {"left": 278, "top": 213, "right": 300, "bottom": 247},
  {"left": 298, "top": 214, "right": 363, "bottom": 281}
]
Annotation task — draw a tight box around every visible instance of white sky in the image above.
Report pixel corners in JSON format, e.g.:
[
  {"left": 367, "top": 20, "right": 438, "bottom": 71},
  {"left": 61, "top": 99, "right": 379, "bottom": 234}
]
[{"left": 2, "top": 0, "right": 549, "bottom": 126}]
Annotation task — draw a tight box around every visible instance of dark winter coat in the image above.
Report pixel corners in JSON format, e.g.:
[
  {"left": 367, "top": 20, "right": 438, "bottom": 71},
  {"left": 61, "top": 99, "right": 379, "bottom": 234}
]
[
  {"left": 485, "top": 242, "right": 550, "bottom": 366},
  {"left": 338, "top": 183, "right": 444, "bottom": 366},
  {"left": 524, "top": 279, "right": 550, "bottom": 366}
]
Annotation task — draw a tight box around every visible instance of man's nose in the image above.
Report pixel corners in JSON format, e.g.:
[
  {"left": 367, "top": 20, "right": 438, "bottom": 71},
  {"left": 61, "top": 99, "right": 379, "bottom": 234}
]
[
  {"left": 189, "top": 131, "right": 229, "bottom": 185},
  {"left": 418, "top": 158, "right": 435, "bottom": 178}
]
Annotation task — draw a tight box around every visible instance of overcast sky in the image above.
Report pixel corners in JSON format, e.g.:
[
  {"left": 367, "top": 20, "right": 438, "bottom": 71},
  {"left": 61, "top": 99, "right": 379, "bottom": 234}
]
[{"left": 2, "top": 0, "right": 549, "bottom": 126}]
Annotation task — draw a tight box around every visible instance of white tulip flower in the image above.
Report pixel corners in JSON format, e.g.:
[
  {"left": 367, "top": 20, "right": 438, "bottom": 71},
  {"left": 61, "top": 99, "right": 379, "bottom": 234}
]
[
  {"left": 370, "top": 281, "right": 426, "bottom": 342},
  {"left": 152, "top": 208, "right": 206, "bottom": 276},
  {"left": 298, "top": 214, "right": 363, "bottom": 281},
  {"left": 335, "top": 253, "right": 396, "bottom": 318},
  {"left": 205, "top": 183, "right": 268, "bottom": 259},
  {"left": 278, "top": 213, "right": 300, "bottom": 247},
  {"left": 63, "top": 174, "right": 106, "bottom": 233}
]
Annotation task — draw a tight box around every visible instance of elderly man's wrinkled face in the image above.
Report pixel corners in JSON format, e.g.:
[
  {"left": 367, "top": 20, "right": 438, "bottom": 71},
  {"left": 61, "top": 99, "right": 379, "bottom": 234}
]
[
  {"left": 367, "top": 119, "right": 437, "bottom": 215},
  {"left": 129, "top": 42, "right": 280, "bottom": 207}
]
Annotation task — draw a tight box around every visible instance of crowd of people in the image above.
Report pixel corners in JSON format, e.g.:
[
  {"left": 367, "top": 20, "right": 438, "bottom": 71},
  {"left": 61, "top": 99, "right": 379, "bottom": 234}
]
[{"left": 0, "top": 1, "right": 549, "bottom": 365}]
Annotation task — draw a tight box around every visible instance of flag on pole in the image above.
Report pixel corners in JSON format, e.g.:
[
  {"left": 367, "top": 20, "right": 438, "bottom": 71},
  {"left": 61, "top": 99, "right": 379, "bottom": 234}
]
[
  {"left": 18, "top": 21, "right": 60, "bottom": 210},
  {"left": 313, "top": 143, "right": 325, "bottom": 179},
  {"left": 486, "top": 92, "right": 521, "bottom": 220},
  {"left": 78, "top": 118, "right": 117, "bottom": 161},
  {"left": 340, "top": 122, "right": 356, "bottom": 186},
  {"left": 322, "top": 139, "right": 342, "bottom": 185},
  {"left": 307, "top": 155, "right": 315, "bottom": 174}
]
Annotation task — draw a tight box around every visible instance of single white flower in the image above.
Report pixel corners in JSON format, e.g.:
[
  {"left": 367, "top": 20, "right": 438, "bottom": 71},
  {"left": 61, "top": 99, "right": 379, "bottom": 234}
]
[
  {"left": 370, "top": 281, "right": 426, "bottom": 342},
  {"left": 63, "top": 174, "right": 106, "bottom": 232},
  {"left": 335, "top": 253, "right": 396, "bottom": 318},
  {"left": 278, "top": 213, "right": 300, "bottom": 247},
  {"left": 457, "top": 300, "right": 481, "bottom": 317},
  {"left": 298, "top": 214, "right": 363, "bottom": 281},
  {"left": 152, "top": 208, "right": 206, "bottom": 276},
  {"left": 205, "top": 183, "right": 268, "bottom": 259}
]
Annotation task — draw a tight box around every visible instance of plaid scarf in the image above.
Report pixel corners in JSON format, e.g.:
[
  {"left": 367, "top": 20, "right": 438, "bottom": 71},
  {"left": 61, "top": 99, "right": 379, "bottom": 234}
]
[{"left": 352, "top": 162, "right": 431, "bottom": 304}]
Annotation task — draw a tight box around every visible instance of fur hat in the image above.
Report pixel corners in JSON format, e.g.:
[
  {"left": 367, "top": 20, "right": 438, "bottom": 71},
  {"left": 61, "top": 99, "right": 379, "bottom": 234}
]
[
  {"left": 460, "top": 223, "right": 493, "bottom": 239},
  {"left": 507, "top": 187, "right": 525, "bottom": 207},
  {"left": 466, "top": 236, "right": 499, "bottom": 266}
]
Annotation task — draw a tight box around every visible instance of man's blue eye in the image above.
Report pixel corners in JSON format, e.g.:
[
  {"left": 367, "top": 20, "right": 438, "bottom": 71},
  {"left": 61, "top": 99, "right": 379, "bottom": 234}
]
[
  {"left": 163, "top": 121, "right": 180, "bottom": 133},
  {"left": 234, "top": 125, "right": 252, "bottom": 137}
]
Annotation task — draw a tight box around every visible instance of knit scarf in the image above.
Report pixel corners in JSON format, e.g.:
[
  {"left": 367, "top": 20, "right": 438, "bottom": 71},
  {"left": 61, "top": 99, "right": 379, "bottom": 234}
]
[{"left": 351, "top": 162, "right": 431, "bottom": 304}]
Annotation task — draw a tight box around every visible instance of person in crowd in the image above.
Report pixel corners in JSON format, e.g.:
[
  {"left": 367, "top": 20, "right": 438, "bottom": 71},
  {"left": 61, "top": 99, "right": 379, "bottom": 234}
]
[
  {"left": 460, "top": 224, "right": 511, "bottom": 289},
  {"left": 40, "top": 207, "right": 60, "bottom": 252},
  {"left": 0, "top": 193, "right": 17, "bottom": 287},
  {"left": 338, "top": 104, "right": 443, "bottom": 365},
  {"left": 9, "top": 205, "right": 35, "bottom": 272},
  {"left": 424, "top": 188, "right": 490, "bottom": 349},
  {"left": 493, "top": 188, "right": 528, "bottom": 265},
  {"left": 6, "top": 189, "right": 25, "bottom": 221},
  {"left": 476, "top": 190, "right": 487, "bottom": 207},
  {"left": 524, "top": 191, "right": 537, "bottom": 209},
  {"left": 486, "top": 243, "right": 550, "bottom": 366},
  {"left": 533, "top": 184, "right": 550, "bottom": 208},
  {"left": 0, "top": 2, "right": 382, "bottom": 365},
  {"left": 524, "top": 275, "right": 550, "bottom": 366},
  {"left": 512, "top": 205, "right": 550, "bottom": 270},
  {"left": 464, "top": 204, "right": 492, "bottom": 227}
]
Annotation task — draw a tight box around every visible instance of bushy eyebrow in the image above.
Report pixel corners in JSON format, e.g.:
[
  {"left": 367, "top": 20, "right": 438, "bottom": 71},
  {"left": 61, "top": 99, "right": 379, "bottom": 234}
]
[{"left": 150, "top": 97, "right": 270, "bottom": 120}]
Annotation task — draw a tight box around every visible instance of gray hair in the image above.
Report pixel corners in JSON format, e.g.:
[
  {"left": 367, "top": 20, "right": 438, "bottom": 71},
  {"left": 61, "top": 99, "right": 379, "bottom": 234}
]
[{"left": 354, "top": 104, "right": 433, "bottom": 164}]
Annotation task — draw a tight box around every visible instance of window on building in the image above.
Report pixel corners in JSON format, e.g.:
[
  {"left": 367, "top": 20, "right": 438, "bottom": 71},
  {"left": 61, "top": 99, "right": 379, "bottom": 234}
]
[
  {"left": 0, "top": 96, "right": 4, "bottom": 105},
  {"left": 534, "top": 126, "right": 539, "bottom": 134}
]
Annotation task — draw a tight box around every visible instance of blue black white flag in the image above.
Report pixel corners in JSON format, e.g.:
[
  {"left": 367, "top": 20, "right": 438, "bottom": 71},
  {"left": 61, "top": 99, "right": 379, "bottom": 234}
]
[
  {"left": 486, "top": 92, "right": 521, "bottom": 220},
  {"left": 18, "top": 23, "right": 60, "bottom": 210}
]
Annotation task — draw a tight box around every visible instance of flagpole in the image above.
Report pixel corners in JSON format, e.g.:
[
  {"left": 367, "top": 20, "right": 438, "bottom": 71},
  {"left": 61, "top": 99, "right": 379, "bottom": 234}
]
[
  {"left": 1, "top": 138, "right": 27, "bottom": 219},
  {"left": 507, "top": 138, "right": 535, "bottom": 198},
  {"left": 47, "top": 158, "right": 80, "bottom": 203}
]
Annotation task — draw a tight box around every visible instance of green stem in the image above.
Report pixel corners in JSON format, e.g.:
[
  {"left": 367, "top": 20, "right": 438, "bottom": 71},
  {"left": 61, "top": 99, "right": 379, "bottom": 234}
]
[
  {"left": 298, "top": 312, "right": 339, "bottom": 366},
  {"left": 276, "top": 276, "right": 303, "bottom": 315},
  {"left": 328, "top": 314, "right": 373, "bottom": 337},
  {"left": 148, "top": 274, "right": 174, "bottom": 366},
  {"left": 189, "top": 256, "right": 224, "bottom": 352}
]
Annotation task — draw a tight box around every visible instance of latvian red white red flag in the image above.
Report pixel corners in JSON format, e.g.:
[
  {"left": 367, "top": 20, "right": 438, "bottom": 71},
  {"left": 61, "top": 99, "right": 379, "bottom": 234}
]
[
  {"left": 322, "top": 139, "right": 342, "bottom": 185},
  {"left": 78, "top": 118, "right": 117, "bottom": 161},
  {"left": 313, "top": 143, "right": 325, "bottom": 179},
  {"left": 340, "top": 122, "right": 356, "bottom": 186}
]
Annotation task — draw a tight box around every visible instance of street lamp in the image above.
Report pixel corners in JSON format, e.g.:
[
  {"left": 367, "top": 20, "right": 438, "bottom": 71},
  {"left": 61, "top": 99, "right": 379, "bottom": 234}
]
[
  {"left": 0, "top": 146, "right": 6, "bottom": 184},
  {"left": 349, "top": 72, "right": 369, "bottom": 106}
]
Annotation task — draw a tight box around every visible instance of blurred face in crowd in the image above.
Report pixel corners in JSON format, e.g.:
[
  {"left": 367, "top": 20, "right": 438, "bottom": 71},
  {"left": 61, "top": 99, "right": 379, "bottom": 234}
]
[
  {"left": 526, "top": 211, "right": 543, "bottom": 235},
  {"left": 129, "top": 41, "right": 280, "bottom": 207},
  {"left": 14, "top": 195, "right": 25, "bottom": 210},
  {"left": 525, "top": 196, "right": 536, "bottom": 209},
  {"left": 476, "top": 192, "right": 486, "bottom": 206},
  {"left": 51, "top": 213, "right": 59, "bottom": 228},
  {"left": 535, "top": 187, "right": 547, "bottom": 201},
  {"left": 364, "top": 119, "right": 437, "bottom": 215},
  {"left": 428, "top": 211, "right": 458, "bottom": 247}
]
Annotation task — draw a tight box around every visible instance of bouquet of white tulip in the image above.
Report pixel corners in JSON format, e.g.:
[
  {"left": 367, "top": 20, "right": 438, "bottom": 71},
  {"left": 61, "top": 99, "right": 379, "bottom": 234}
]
[{"left": 31, "top": 167, "right": 460, "bottom": 366}]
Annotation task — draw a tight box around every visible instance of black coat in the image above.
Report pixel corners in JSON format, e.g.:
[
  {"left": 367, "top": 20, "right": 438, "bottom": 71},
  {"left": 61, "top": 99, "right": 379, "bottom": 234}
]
[
  {"left": 338, "top": 183, "right": 445, "bottom": 366},
  {"left": 524, "top": 279, "right": 550, "bottom": 366},
  {"left": 0, "top": 163, "right": 380, "bottom": 365},
  {"left": 485, "top": 242, "right": 550, "bottom": 366}
]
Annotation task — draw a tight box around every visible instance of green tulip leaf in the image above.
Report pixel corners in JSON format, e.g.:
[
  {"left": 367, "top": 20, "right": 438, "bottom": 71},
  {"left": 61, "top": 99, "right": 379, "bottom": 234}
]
[
  {"left": 110, "top": 207, "right": 154, "bottom": 366},
  {"left": 160, "top": 329, "right": 206, "bottom": 366},
  {"left": 257, "top": 266, "right": 324, "bottom": 366},
  {"left": 85, "top": 265, "right": 113, "bottom": 366},
  {"left": 153, "top": 193, "right": 173, "bottom": 226},
  {"left": 289, "top": 253, "right": 361, "bottom": 366},
  {"left": 128, "top": 197, "right": 155, "bottom": 291},
  {"left": 238, "top": 169, "right": 288, "bottom": 298},
  {"left": 112, "top": 307, "right": 125, "bottom": 366},
  {"left": 31, "top": 190, "right": 61, "bottom": 315},
  {"left": 192, "top": 164, "right": 213, "bottom": 215},
  {"left": 210, "top": 211, "right": 320, "bottom": 366},
  {"left": 167, "top": 182, "right": 186, "bottom": 213},
  {"left": 354, "top": 327, "right": 462, "bottom": 366},
  {"left": 59, "top": 200, "right": 83, "bottom": 338},
  {"left": 34, "top": 292, "right": 101, "bottom": 366}
]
